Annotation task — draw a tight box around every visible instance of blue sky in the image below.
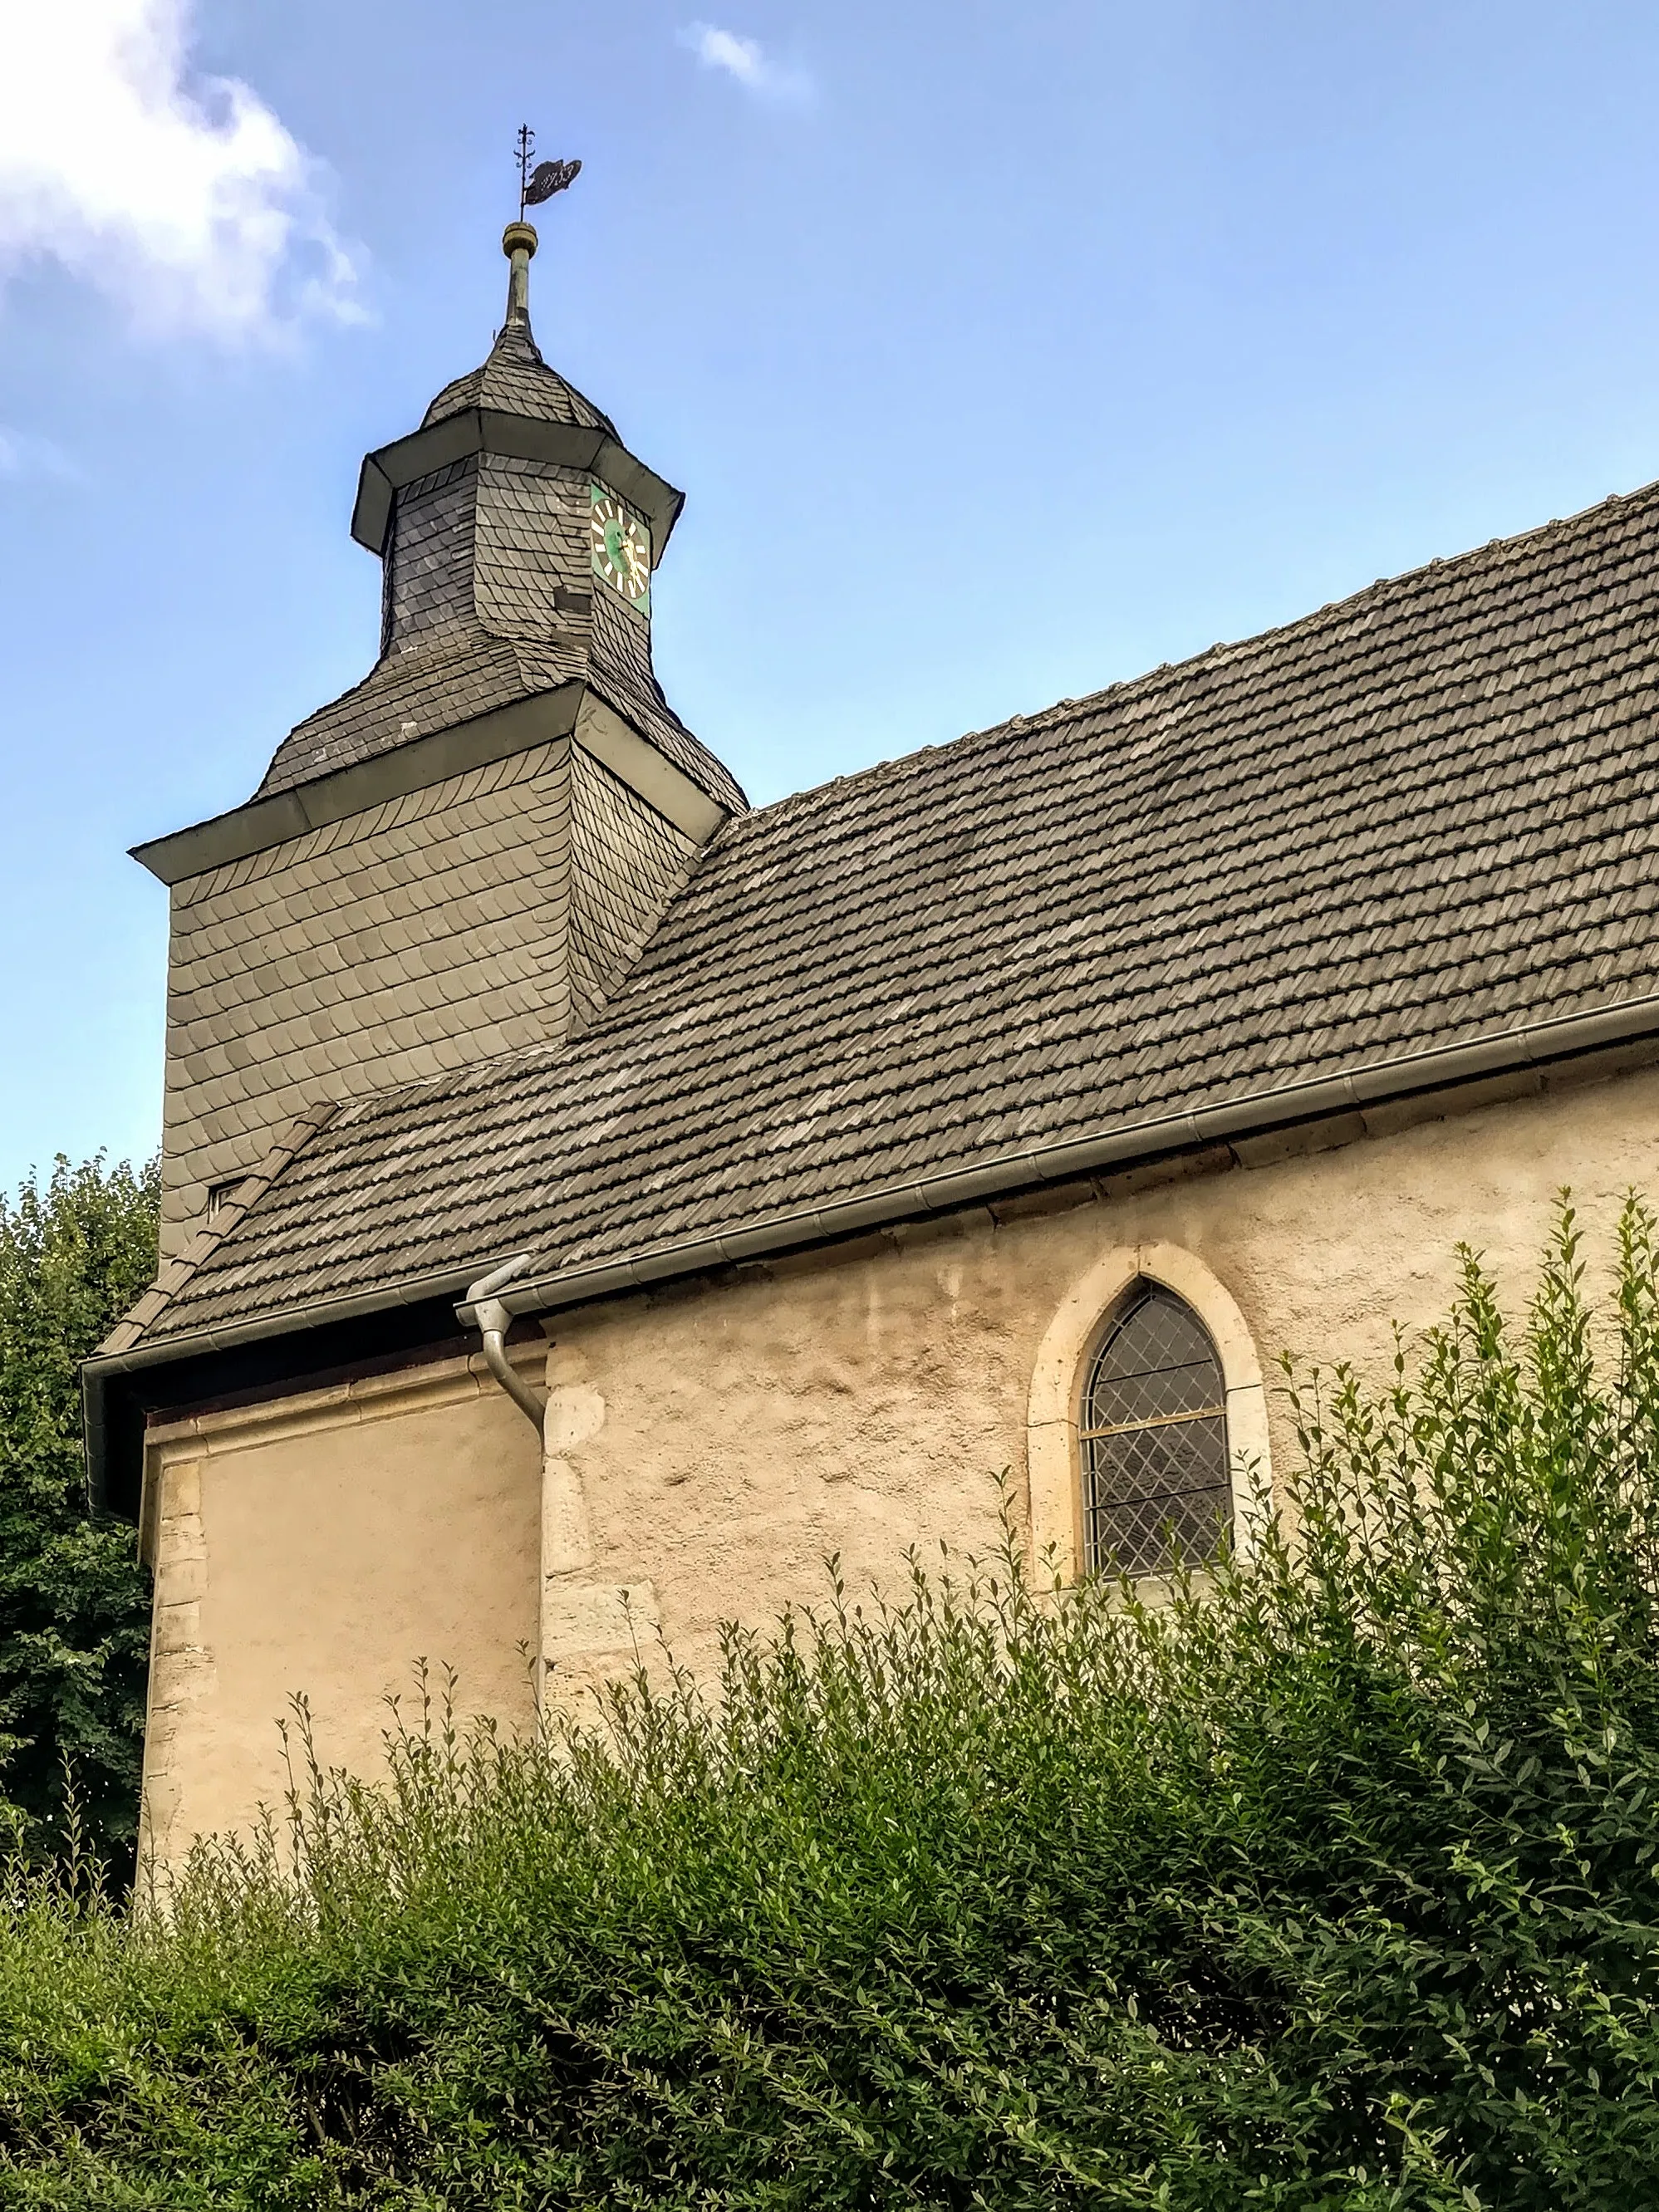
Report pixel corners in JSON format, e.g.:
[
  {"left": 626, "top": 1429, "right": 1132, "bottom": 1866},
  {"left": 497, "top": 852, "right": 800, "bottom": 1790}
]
[{"left": 4, "top": 0, "right": 1659, "bottom": 1191}]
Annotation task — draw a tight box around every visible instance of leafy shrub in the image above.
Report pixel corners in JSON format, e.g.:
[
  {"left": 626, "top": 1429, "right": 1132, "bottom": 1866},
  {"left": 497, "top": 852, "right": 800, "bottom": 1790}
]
[
  {"left": 0, "top": 1202, "right": 1657, "bottom": 2205},
  {"left": 0, "top": 1155, "right": 156, "bottom": 1869}
]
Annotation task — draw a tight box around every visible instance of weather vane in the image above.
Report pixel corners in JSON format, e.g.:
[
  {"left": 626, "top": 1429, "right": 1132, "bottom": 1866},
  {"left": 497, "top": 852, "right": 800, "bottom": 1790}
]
[{"left": 515, "top": 125, "right": 581, "bottom": 221}]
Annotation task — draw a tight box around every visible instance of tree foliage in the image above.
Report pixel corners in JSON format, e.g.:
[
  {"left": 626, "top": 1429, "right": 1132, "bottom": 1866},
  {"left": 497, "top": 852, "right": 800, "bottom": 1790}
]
[
  {"left": 0, "top": 1203, "right": 1657, "bottom": 2203},
  {"left": 0, "top": 1155, "right": 156, "bottom": 1867}
]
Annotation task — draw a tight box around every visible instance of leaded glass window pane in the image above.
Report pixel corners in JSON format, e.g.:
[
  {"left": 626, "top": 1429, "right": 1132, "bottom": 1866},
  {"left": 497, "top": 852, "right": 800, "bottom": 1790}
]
[{"left": 1081, "top": 1287, "right": 1231, "bottom": 1576}]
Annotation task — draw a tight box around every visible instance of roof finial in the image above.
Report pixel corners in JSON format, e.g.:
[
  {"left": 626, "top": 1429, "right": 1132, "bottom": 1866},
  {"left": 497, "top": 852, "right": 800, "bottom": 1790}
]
[{"left": 502, "top": 125, "right": 582, "bottom": 332}]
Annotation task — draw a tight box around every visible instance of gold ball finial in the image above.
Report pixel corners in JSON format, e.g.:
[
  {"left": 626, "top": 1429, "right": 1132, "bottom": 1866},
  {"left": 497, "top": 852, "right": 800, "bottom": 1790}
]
[{"left": 502, "top": 221, "right": 538, "bottom": 259}]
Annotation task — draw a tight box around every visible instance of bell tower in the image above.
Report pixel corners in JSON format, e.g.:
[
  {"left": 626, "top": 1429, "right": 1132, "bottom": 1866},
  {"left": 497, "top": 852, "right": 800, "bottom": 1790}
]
[{"left": 138, "top": 185, "right": 746, "bottom": 1258}]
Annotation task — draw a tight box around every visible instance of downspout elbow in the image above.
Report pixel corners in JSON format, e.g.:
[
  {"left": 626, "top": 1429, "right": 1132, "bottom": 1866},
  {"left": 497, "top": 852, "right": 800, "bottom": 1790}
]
[{"left": 463, "top": 1256, "right": 547, "bottom": 1433}]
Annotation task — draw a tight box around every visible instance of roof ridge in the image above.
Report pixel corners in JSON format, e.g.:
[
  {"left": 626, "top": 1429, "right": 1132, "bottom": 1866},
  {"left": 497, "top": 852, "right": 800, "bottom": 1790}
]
[
  {"left": 728, "top": 476, "right": 1659, "bottom": 836},
  {"left": 321, "top": 1035, "right": 574, "bottom": 1129},
  {"left": 231, "top": 471, "right": 1659, "bottom": 1148}
]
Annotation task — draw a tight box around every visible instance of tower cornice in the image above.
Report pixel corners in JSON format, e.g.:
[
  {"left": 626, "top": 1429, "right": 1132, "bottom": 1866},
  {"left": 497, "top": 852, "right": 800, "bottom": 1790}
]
[
  {"left": 130, "top": 678, "right": 729, "bottom": 886},
  {"left": 350, "top": 407, "right": 685, "bottom": 566}
]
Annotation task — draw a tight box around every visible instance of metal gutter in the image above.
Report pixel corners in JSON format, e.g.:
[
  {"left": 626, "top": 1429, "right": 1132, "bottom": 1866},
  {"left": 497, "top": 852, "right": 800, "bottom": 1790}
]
[
  {"left": 86, "top": 1263, "right": 489, "bottom": 1383},
  {"left": 452, "top": 989, "right": 1659, "bottom": 1326},
  {"left": 82, "top": 986, "right": 1659, "bottom": 1509},
  {"left": 92, "top": 991, "right": 1659, "bottom": 1376}
]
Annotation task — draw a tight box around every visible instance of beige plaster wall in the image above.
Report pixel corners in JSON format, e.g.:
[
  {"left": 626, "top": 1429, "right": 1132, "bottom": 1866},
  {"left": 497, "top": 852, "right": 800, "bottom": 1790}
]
[
  {"left": 533, "top": 1053, "right": 1659, "bottom": 1690},
  {"left": 143, "top": 1050, "right": 1659, "bottom": 1856},
  {"left": 141, "top": 1351, "right": 542, "bottom": 1866}
]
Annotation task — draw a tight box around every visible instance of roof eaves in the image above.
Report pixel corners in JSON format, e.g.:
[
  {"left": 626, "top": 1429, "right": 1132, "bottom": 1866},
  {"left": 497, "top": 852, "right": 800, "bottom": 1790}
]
[
  {"left": 459, "top": 991, "right": 1649, "bottom": 1329},
  {"left": 91, "top": 1102, "right": 344, "bottom": 1364},
  {"left": 87, "top": 983, "right": 1659, "bottom": 1397}
]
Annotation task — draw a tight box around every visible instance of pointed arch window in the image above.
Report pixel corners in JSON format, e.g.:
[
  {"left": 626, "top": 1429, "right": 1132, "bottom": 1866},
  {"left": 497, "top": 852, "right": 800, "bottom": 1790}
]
[{"left": 1081, "top": 1286, "right": 1232, "bottom": 1576}]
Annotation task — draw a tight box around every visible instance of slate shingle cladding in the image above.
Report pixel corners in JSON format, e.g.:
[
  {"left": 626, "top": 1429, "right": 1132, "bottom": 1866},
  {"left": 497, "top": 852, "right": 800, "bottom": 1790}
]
[
  {"left": 148, "top": 734, "right": 707, "bottom": 1259},
  {"left": 130, "top": 477, "right": 1659, "bottom": 1345},
  {"left": 420, "top": 318, "right": 616, "bottom": 436},
  {"left": 380, "top": 459, "right": 481, "bottom": 649},
  {"left": 252, "top": 320, "right": 744, "bottom": 817}
]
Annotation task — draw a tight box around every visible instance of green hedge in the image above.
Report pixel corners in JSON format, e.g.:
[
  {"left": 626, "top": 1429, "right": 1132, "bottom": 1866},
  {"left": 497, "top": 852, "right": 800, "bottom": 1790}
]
[{"left": 1, "top": 1203, "right": 1659, "bottom": 2205}]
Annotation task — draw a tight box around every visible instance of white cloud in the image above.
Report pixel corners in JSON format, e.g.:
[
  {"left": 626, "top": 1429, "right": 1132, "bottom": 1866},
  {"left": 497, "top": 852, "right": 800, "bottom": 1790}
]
[
  {"left": 0, "top": 427, "right": 80, "bottom": 481},
  {"left": 679, "top": 22, "right": 812, "bottom": 104},
  {"left": 0, "top": 0, "right": 361, "bottom": 343}
]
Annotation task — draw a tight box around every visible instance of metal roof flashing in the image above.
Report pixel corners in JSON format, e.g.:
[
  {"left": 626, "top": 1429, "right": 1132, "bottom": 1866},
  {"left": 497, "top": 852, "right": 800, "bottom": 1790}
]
[
  {"left": 350, "top": 409, "right": 685, "bottom": 564},
  {"left": 127, "top": 681, "right": 732, "bottom": 886},
  {"left": 129, "top": 685, "right": 587, "bottom": 883}
]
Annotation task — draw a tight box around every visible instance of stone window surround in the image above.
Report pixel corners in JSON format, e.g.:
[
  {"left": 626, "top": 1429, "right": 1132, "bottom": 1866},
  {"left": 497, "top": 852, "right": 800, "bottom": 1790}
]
[{"left": 1025, "top": 1240, "right": 1273, "bottom": 1583}]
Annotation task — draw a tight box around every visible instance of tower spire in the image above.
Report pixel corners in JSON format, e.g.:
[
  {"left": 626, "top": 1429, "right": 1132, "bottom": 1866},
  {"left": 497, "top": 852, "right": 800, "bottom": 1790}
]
[
  {"left": 503, "top": 126, "right": 582, "bottom": 334},
  {"left": 501, "top": 218, "right": 537, "bottom": 331}
]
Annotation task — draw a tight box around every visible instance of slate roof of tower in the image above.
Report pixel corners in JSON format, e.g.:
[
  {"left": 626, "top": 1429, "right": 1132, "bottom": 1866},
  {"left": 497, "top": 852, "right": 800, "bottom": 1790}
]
[
  {"left": 421, "top": 318, "right": 617, "bottom": 436},
  {"left": 123, "top": 478, "right": 1659, "bottom": 1346},
  {"left": 253, "top": 624, "right": 746, "bottom": 812},
  {"left": 250, "top": 309, "right": 745, "bottom": 814}
]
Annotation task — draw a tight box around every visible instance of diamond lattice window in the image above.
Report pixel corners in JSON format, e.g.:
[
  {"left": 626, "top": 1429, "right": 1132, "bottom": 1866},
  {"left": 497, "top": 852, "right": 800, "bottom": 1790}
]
[{"left": 1080, "top": 1286, "right": 1231, "bottom": 1576}]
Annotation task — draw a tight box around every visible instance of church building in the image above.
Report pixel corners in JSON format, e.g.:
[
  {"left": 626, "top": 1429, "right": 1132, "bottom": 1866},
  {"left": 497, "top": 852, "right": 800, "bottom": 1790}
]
[{"left": 85, "top": 217, "right": 1659, "bottom": 1863}]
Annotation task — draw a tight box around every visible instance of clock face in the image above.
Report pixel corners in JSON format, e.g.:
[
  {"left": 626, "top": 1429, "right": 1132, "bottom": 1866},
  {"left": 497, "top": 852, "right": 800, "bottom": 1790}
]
[{"left": 590, "top": 483, "right": 651, "bottom": 611}]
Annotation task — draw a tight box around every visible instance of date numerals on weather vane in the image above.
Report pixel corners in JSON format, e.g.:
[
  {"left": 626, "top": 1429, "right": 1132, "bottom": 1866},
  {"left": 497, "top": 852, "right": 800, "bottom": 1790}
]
[{"left": 516, "top": 125, "right": 581, "bottom": 219}]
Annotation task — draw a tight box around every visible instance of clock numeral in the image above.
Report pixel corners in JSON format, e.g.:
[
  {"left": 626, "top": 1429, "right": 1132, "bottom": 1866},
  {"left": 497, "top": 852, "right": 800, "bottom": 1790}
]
[{"left": 590, "top": 483, "right": 651, "bottom": 610}]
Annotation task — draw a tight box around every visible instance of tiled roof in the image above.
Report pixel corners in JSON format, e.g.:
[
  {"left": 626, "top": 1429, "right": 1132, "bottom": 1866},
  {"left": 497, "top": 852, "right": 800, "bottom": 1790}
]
[
  {"left": 134, "top": 480, "right": 1659, "bottom": 1343},
  {"left": 421, "top": 320, "right": 616, "bottom": 436}
]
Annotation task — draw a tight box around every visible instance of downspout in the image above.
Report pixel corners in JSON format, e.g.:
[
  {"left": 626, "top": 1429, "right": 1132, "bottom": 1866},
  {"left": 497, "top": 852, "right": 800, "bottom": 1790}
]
[{"left": 464, "top": 1255, "right": 547, "bottom": 1431}]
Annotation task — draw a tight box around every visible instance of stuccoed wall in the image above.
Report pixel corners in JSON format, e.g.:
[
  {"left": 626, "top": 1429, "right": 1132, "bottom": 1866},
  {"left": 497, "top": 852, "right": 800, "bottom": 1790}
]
[
  {"left": 532, "top": 1052, "right": 1659, "bottom": 1696},
  {"left": 141, "top": 1351, "right": 542, "bottom": 1867},
  {"left": 140, "top": 1052, "right": 1659, "bottom": 1857}
]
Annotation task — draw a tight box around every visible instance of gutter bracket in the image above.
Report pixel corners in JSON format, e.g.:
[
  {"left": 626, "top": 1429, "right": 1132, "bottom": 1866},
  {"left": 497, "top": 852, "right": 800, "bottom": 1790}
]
[{"left": 462, "top": 1255, "right": 547, "bottom": 1434}]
